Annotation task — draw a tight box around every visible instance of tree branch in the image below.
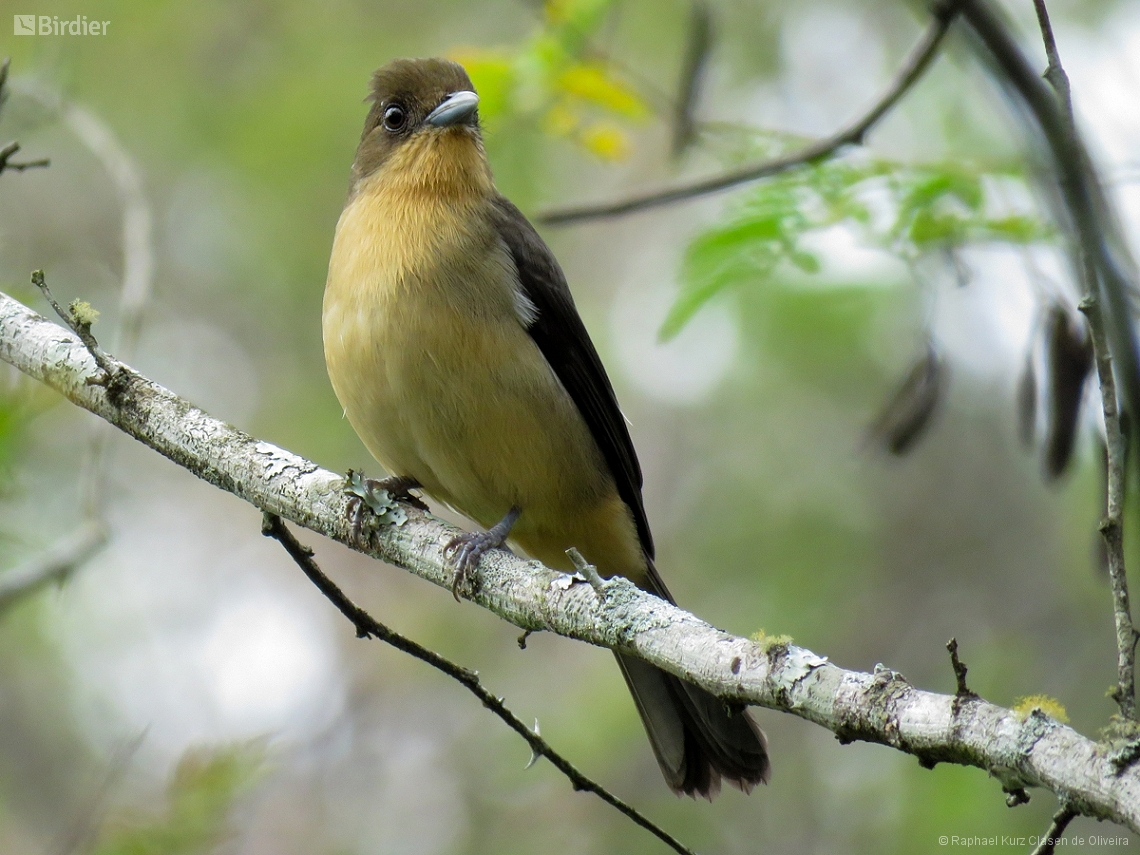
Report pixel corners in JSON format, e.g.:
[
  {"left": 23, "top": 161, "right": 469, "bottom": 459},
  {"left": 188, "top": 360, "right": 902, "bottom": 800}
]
[
  {"left": 0, "top": 520, "right": 107, "bottom": 615},
  {"left": 1029, "top": 804, "right": 1076, "bottom": 855},
  {"left": 4, "top": 288, "right": 1140, "bottom": 833},
  {"left": 536, "top": 3, "right": 956, "bottom": 225},
  {"left": 261, "top": 512, "right": 695, "bottom": 855}
]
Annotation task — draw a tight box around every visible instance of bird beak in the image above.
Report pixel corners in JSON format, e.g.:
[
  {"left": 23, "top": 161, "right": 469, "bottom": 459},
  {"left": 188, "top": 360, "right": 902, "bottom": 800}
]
[{"left": 425, "top": 91, "right": 479, "bottom": 128}]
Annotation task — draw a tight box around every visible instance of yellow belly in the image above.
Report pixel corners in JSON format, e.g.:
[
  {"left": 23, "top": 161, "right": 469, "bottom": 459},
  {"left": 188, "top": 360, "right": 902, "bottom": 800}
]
[{"left": 322, "top": 166, "right": 646, "bottom": 581}]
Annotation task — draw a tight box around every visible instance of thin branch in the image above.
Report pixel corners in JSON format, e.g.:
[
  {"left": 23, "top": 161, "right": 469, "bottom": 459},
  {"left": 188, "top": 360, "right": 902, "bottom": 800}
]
[
  {"left": 946, "top": 637, "right": 976, "bottom": 698},
  {"left": 537, "top": 3, "right": 956, "bottom": 225},
  {"left": 1032, "top": 0, "right": 1136, "bottom": 719},
  {"left": 261, "top": 512, "right": 695, "bottom": 855},
  {"left": 1082, "top": 290, "right": 1134, "bottom": 718},
  {"left": 0, "top": 140, "right": 49, "bottom": 174},
  {"left": 0, "top": 520, "right": 107, "bottom": 615},
  {"left": 31, "top": 270, "right": 116, "bottom": 381},
  {"left": 5, "top": 290, "right": 1140, "bottom": 834},
  {"left": 671, "top": 1, "right": 713, "bottom": 158},
  {"left": 567, "top": 546, "right": 608, "bottom": 598},
  {"left": 1029, "top": 804, "right": 1077, "bottom": 855},
  {"left": 0, "top": 60, "right": 50, "bottom": 175},
  {"left": 1031, "top": 0, "right": 1070, "bottom": 112}
]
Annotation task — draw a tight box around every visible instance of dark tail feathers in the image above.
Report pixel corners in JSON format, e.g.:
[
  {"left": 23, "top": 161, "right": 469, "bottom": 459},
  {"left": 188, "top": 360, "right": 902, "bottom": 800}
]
[{"left": 616, "top": 651, "right": 770, "bottom": 798}]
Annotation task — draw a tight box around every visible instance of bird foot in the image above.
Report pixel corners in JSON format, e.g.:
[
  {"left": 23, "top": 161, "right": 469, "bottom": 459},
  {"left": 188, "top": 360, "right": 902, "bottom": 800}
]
[
  {"left": 344, "top": 471, "right": 425, "bottom": 543},
  {"left": 444, "top": 506, "right": 520, "bottom": 601},
  {"left": 370, "top": 474, "right": 430, "bottom": 511}
]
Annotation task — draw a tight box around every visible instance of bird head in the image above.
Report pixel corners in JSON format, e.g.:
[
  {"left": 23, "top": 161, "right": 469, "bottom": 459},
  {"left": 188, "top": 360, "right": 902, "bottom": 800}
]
[{"left": 351, "top": 58, "right": 485, "bottom": 194}]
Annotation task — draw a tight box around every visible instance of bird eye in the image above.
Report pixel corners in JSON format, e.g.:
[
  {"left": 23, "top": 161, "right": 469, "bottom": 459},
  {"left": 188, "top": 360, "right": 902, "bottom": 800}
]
[{"left": 382, "top": 104, "right": 407, "bottom": 132}]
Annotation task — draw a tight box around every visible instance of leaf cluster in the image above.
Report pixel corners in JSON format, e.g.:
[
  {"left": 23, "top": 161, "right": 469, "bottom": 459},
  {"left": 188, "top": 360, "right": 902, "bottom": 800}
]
[
  {"left": 665, "top": 157, "right": 1052, "bottom": 338},
  {"left": 453, "top": 0, "right": 649, "bottom": 160}
]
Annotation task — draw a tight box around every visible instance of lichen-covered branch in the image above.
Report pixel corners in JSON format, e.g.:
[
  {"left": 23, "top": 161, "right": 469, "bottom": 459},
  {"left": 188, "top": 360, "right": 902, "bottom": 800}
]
[{"left": 4, "top": 288, "right": 1140, "bottom": 830}]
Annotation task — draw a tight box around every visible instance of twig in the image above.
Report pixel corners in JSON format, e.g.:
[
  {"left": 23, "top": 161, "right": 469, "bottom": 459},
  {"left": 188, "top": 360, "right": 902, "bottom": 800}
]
[
  {"left": 31, "top": 270, "right": 115, "bottom": 380},
  {"left": 0, "top": 520, "right": 107, "bottom": 614},
  {"left": 0, "top": 61, "right": 50, "bottom": 175},
  {"left": 1031, "top": 0, "right": 1136, "bottom": 719},
  {"left": 260, "top": 513, "right": 695, "bottom": 855},
  {"left": 1028, "top": 804, "right": 1077, "bottom": 855},
  {"left": 671, "top": 1, "right": 713, "bottom": 158},
  {"left": 1081, "top": 291, "right": 1135, "bottom": 719},
  {"left": 1031, "top": 0, "right": 1070, "bottom": 113},
  {"left": 537, "top": 4, "right": 956, "bottom": 224},
  {"left": 0, "top": 140, "right": 49, "bottom": 174},
  {"left": 946, "top": 638, "right": 976, "bottom": 698},
  {"left": 567, "top": 546, "right": 608, "bottom": 598}
]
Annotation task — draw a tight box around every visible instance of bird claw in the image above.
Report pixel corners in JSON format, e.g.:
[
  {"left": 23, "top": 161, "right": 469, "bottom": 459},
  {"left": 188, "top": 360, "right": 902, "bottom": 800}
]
[
  {"left": 344, "top": 471, "right": 422, "bottom": 545},
  {"left": 445, "top": 529, "right": 500, "bottom": 601},
  {"left": 371, "top": 474, "right": 429, "bottom": 511},
  {"left": 444, "top": 506, "right": 521, "bottom": 602}
]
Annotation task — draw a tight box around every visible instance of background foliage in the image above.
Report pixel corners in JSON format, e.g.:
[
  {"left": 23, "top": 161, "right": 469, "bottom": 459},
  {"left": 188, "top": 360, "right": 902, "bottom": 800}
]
[{"left": 2, "top": 0, "right": 1139, "bottom": 852}]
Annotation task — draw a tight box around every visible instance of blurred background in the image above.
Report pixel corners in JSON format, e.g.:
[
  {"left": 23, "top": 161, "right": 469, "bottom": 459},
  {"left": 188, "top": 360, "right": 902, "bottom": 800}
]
[{"left": 1, "top": 0, "right": 1139, "bottom": 852}]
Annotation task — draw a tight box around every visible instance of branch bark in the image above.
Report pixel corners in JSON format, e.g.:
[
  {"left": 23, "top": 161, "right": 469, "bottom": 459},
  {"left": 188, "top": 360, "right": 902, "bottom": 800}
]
[{"left": 4, "top": 287, "right": 1140, "bottom": 832}]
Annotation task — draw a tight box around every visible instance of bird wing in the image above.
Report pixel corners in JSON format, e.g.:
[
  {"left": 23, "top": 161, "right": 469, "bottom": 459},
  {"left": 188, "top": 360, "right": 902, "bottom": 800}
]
[{"left": 489, "top": 194, "right": 663, "bottom": 577}]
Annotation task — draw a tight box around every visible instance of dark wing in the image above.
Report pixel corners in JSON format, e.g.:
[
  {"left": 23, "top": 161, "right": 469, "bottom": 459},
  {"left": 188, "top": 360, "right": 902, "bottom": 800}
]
[{"left": 490, "top": 194, "right": 657, "bottom": 566}]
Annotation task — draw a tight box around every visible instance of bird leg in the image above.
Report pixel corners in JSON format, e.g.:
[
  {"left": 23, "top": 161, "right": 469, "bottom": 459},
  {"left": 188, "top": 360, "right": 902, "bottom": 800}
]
[{"left": 445, "top": 506, "right": 521, "bottom": 601}]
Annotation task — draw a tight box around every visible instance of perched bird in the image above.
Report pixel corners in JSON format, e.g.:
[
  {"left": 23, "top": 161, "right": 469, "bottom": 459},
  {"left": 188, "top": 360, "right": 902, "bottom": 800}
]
[{"left": 323, "top": 57, "right": 770, "bottom": 797}]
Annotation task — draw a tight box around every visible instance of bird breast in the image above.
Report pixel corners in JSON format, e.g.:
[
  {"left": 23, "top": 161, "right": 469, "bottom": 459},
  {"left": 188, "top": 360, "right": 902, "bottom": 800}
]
[{"left": 322, "top": 160, "right": 613, "bottom": 533}]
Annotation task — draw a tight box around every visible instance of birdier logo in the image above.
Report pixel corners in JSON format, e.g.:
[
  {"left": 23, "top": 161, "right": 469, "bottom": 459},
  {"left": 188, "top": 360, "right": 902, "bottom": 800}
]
[{"left": 13, "top": 15, "right": 110, "bottom": 35}]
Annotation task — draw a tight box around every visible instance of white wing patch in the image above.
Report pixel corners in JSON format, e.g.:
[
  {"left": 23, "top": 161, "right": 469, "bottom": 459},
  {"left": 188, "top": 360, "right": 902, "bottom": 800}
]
[{"left": 512, "top": 286, "right": 539, "bottom": 327}]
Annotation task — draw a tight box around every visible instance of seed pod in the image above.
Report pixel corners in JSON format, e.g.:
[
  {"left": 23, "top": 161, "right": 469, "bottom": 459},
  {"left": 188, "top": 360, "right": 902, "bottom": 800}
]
[
  {"left": 1016, "top": 346, "right": 1037, "bottom": 450},
  {"left": 867, "top": 344, "right": 946, "bottom": 456},
  {"left": 1043, "top": 303, "right": 1093, "bottom": 479}
]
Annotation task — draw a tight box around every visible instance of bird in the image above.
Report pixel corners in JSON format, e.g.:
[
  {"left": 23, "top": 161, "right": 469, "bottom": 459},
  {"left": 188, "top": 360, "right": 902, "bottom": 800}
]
[{"left": 322, "top": 57, "right": 770, "bottom": 798}]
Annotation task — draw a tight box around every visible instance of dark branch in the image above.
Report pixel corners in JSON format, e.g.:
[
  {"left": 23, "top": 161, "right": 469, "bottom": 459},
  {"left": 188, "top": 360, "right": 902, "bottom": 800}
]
[
  {"left": 537, "top": 3, "right": 956, "bottom": 224},
  {"left": 0, "top": 60, "right": 50, "bottom": 175},
  {"left": 671, "top": 1, "right": 713, "bottom": 158},
  {"left": 0, "top": 140, "right": 50, "bottom": 174},
  {"left": 1029, "top": 805, "right": 1077, "bottom": 855},
  {"left": 1031, "top": 0, "right": 1071, "bottom": 113},
  {"left": 946, "top": 638, "right": 976, "bottom": 698},
  {"left": 260, "top": 513, "right": 695, "bottom": 855}
]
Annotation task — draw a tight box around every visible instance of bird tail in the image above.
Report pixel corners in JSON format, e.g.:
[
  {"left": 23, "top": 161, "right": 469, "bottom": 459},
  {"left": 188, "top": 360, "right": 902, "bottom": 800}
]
[
  {"left": 616, "top": 553, "right": 770, "bottom": 797},
  {"left": 615, "top": 651, "right": 770, "bottom": 798}
]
